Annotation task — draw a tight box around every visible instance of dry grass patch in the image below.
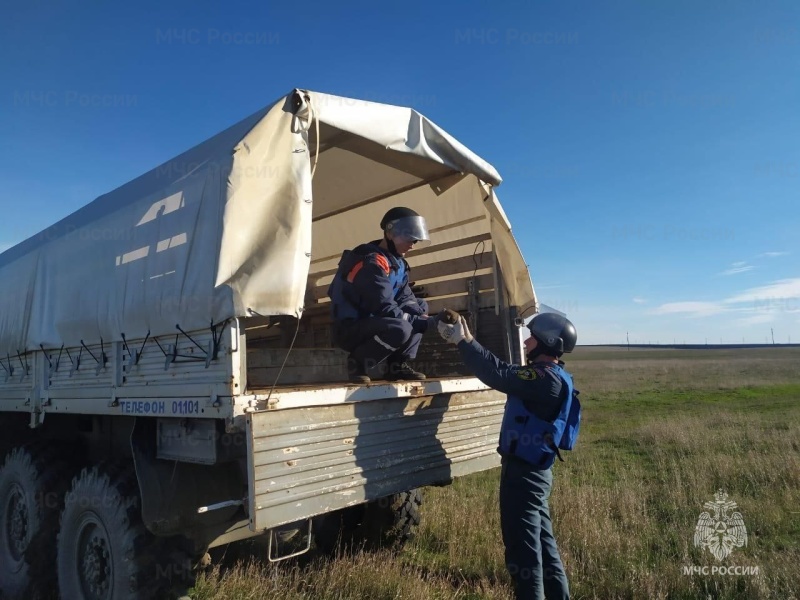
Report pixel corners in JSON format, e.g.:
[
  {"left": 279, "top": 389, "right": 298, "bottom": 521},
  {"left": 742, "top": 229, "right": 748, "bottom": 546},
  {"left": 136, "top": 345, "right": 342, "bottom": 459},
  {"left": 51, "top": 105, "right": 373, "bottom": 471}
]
[{"left": 194, "top": 348, "right": 800, "bottom": 600}]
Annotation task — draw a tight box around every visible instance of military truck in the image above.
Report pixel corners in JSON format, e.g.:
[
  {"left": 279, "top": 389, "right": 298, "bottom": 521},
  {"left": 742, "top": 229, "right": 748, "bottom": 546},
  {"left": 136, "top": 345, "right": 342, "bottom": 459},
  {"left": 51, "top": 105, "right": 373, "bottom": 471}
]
[{"left": 0, "top": 88, "right": 537, "bottom": 599}]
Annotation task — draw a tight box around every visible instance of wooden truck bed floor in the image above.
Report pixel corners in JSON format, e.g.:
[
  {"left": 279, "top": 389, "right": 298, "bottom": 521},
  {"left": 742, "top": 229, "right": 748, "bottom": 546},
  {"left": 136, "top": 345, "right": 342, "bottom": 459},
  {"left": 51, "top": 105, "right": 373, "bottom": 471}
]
[{"left": 246, "top": 376, "right": 493, "bottom": 411}]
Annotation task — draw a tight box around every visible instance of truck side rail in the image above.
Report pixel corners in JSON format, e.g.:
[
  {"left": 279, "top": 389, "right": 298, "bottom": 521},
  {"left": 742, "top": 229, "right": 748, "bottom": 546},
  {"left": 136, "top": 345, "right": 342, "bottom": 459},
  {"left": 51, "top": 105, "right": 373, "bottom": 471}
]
[{"left": 0, "top": 322, "right": 243, "bottom": 425}]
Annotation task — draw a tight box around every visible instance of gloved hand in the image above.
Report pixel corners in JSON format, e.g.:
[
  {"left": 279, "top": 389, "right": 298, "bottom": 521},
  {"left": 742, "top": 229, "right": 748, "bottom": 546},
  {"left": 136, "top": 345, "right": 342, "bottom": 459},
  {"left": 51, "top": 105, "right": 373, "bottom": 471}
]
[
  {"left": 410, "top": 282, "right": 428, "bottom": 298},
  {"left": 426, "top": 308, "right": 457, "bottom": 333},
  {"left": 437, "top": 315, "right": 473, "bottom": 344}
]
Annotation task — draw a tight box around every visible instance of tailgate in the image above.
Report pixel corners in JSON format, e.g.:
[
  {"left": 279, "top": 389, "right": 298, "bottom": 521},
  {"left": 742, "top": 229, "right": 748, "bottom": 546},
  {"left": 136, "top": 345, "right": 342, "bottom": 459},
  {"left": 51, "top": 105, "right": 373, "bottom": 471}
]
[{"left": 245, "top": 383, "right": 505, "bottom": 531}]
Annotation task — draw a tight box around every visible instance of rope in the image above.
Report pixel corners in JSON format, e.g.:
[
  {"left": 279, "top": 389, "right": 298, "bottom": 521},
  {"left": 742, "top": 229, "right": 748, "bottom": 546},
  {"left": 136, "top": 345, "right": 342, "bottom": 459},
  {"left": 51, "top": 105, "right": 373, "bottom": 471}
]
[
  {"left": 265, "top": 314, "right": 303, "bottom": 407},
  {"left": 472, "top": 240, "right": 486, "bottom": 278}
]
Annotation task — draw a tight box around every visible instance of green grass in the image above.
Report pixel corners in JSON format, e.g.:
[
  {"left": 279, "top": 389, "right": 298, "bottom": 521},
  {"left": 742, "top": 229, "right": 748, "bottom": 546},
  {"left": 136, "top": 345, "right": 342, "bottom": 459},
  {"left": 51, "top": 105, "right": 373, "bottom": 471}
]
[{"left": 192, "top": 347, "right": 800, "bottom": 600}]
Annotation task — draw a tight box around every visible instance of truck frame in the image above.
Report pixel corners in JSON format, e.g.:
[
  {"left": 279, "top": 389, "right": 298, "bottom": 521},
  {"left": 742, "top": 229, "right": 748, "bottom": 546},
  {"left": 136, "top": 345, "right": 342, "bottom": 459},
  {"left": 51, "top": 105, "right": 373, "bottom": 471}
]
[{"left": 0, "top": 89, "right": 537, "bottom": 600}]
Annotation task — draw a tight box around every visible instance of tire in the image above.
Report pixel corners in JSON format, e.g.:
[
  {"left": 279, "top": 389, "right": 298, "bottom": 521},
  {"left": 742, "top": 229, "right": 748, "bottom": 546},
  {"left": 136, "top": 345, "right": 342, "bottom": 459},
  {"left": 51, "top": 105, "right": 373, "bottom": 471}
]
[
  {"left": 314, "top": 489, "right": 423, "bottom": 555},
  {"left": 0, "top": 444, "right": 74, "bottom": 600},
  {"left": 56, "top": 464, "right": 181, "bottom": 600}
]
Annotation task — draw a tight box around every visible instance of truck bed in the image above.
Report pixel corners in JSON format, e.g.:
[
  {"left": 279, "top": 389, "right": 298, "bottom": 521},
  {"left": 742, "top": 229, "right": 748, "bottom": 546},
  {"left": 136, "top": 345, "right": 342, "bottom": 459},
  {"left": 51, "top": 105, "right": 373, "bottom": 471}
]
[{"left": 243, "top": 375, "right": 505, "bottom": 531}]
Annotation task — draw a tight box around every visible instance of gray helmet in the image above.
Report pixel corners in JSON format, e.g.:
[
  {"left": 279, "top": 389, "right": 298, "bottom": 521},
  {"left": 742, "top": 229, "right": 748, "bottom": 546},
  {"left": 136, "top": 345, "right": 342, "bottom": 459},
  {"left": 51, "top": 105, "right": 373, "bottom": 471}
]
[
  {"left": 528, "top": 313, "right": 577, "bottom": 356},
  {"left": 380, "top": 207, "right": 430, "bottom": 247}
]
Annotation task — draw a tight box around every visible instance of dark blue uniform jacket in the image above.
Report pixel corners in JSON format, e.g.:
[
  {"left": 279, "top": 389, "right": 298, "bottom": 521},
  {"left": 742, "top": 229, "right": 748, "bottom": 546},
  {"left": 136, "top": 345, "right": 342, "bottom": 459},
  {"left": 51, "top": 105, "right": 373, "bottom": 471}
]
[
  {"left": 329, "top": 240, "right": 429, "bottom": 333},
  {"left": 457, "top": 338, "right": 567, "bottom": 421}
]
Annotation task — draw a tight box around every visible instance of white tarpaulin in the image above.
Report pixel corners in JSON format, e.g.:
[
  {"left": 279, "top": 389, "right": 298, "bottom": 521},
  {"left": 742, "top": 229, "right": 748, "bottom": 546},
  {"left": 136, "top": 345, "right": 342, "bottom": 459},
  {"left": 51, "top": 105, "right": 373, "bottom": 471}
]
[{"left": 0, "top": 89, "right": 535, "bottom": 352}]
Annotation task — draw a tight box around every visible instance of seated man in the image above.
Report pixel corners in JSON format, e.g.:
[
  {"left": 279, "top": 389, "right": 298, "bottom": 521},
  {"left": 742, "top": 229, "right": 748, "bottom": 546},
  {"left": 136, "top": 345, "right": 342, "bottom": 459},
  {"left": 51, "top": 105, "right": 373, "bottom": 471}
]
[{"left": 328, "top": 207, "right": 434, "bottom": 384}]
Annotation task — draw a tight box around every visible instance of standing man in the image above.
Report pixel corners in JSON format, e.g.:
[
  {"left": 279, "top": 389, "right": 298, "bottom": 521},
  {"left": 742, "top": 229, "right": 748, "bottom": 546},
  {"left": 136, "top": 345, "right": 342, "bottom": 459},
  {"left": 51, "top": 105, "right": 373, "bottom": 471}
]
[
  {"left": 437, "top": 310, "right": 580, "bottom": 600},
  {"left": 328, "top": 207, "right": 435, "bottom": 384}
]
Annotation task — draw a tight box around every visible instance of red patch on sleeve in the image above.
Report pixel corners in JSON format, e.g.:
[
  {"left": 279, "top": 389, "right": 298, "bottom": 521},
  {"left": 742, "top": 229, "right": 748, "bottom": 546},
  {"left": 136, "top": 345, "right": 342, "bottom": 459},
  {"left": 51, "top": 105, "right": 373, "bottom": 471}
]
[
  {"left": 374, "top": 254, "right": 391, "bottom": 275},
  {"left": 346, "top": 261, "right": 364, "bottom": 283}
]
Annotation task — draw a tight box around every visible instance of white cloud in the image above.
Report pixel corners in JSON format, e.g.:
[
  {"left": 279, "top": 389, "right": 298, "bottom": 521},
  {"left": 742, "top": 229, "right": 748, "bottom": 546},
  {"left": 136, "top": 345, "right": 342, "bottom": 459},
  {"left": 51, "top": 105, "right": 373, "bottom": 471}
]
[
  {"left": 723, "top": 278, "right": 800, "bottom": 304},
  {"left": 720, "top": 261, "right": 754, "bottom": 276},
  {"left": 633, "top": 297, "right": 647, "bottom": 304},
  {"left": 650, "top": 301, "right": 726, "bottom": 317},
  {"left": 570, "top": 297, "right": 799, "bottom": 344},
  {"left": 651, "top": 277, "right": 800, "bottom": 321},
  {"left": 736, "top": 313, "right": 774, "bottom": 326},
  {"left": 758, "top": 251, "right": 788, "bottom": 258}
]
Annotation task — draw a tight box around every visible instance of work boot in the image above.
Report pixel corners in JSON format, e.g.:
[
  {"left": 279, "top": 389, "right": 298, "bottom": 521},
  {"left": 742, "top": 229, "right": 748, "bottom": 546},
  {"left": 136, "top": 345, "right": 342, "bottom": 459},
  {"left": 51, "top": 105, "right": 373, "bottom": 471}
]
[
  {"left": 387, "top": 361, "right": 426, "bottom": 381},
  {"left": 347, "top": 356, "right": 371, "bottom": 385}
]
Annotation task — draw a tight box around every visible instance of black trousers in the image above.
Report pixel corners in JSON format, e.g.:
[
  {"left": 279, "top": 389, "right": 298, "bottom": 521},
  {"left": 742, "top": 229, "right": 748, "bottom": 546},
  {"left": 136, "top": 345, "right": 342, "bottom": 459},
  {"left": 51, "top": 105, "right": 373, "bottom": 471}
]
[{"left": 333, "top": 317, "right": 423, "bottom": 370}]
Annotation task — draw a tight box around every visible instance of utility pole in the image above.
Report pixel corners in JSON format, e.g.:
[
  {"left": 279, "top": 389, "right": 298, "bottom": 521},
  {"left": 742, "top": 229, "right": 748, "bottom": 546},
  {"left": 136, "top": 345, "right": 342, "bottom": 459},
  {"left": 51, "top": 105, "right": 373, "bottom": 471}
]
[{"left": 626, "top": 331, "right": 629, "bottom": 351}]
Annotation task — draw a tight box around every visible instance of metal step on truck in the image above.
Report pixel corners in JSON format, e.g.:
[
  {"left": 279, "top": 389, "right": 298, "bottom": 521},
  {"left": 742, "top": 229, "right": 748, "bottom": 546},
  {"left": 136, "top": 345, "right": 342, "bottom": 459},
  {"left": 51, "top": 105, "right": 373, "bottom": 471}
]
[{"left": 0, "top": 88, "right": 538, "bottom": 600}]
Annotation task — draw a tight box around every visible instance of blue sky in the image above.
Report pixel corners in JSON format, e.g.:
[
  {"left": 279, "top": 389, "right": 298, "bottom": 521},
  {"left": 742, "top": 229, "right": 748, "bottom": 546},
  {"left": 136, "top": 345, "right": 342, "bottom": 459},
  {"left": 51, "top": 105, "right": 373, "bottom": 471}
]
[{"left": 1, "top": 0, "right": 798, "bottom": 345}]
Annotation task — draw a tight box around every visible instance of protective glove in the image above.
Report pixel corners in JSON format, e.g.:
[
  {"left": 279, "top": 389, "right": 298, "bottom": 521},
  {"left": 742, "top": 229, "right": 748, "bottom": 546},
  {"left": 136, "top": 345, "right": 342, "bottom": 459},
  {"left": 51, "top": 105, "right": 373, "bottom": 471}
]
[
  {"left": 437, "top": 315, "right": 473, "bottom": 344},
  {"left": 424, "top": 308, "right": 456, "bottom": 330},
  {"left": 426, "top": 308, "right": 456, "bottom": 334},
  {"left": 458, "top": 316, "right": 474, "bottom": 343}
]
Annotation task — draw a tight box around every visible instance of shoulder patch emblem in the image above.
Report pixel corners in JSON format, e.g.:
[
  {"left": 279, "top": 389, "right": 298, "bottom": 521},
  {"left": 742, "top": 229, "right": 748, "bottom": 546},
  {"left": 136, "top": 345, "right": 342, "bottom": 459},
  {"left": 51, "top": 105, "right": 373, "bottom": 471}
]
[
  {"left": 374, "top": 254, "right": 391, "bottom": 275},
  {"left": 516, "top": 368, "right": 538, "bottom": 381}
]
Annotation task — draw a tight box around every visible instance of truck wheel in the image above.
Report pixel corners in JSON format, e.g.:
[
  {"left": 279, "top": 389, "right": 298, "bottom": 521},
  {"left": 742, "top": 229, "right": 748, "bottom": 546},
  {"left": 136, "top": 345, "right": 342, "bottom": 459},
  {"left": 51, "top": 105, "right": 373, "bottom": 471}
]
[
  {"left": 314, "top": 489, "right": 423, "bottom": 555},
  {"left": 0, "top": 444, "right": 74, "bottom": 600},
  {"left": 57, "top": 464, "right": 165, "bottom": 600},
  {"left": 360, "top": 488, "right": 423, "bottom": 550}
]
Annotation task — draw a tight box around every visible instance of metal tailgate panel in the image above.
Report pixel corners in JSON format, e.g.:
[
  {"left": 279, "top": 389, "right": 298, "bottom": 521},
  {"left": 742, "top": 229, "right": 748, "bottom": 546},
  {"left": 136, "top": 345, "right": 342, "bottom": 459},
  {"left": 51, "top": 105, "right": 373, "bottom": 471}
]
[{"left": 246, "top": 389, "right": 505, "bottom": 531}]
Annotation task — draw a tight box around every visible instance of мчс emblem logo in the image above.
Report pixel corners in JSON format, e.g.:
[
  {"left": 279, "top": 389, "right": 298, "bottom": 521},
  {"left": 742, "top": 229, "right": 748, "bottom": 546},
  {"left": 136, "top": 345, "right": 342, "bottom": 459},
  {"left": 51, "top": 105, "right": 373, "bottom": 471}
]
[{"left": 693, "top": 489, "right": 748, "bottom": 561}]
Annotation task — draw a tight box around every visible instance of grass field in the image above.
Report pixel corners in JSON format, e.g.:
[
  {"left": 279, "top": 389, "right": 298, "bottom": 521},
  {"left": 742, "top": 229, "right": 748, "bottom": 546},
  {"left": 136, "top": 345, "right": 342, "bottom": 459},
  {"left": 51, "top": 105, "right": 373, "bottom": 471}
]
[{"left": 192, "top": 347, "right": 800, "bottom": 600}]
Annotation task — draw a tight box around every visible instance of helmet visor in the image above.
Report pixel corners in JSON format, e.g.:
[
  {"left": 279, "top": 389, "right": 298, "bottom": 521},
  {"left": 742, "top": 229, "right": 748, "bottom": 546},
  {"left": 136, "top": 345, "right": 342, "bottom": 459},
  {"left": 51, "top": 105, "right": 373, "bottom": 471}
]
[{"left": 386, "top": 216, "right": 431, "bottom": 248}]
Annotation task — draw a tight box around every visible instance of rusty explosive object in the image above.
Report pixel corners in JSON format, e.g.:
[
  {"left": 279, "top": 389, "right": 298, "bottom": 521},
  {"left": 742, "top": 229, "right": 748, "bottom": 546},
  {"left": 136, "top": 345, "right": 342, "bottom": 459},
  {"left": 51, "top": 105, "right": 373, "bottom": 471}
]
[{"left": 439, "top": 309, "right": 461, "bottom": 324}]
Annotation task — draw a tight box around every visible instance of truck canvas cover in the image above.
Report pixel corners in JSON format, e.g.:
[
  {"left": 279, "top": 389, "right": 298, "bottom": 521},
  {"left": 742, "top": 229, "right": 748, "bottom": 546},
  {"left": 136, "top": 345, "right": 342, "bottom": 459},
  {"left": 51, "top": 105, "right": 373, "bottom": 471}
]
[{"left": 0, "top": 89, "right": 536, "bottom": 352}]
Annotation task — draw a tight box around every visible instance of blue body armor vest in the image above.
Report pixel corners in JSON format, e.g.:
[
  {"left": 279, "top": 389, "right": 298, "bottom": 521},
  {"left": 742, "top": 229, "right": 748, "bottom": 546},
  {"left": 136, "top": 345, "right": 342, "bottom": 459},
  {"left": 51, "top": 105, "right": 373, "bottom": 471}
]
[
  {"left": 497, "top": 364, "right": 581, "bottom": 469},
  {"left": 388, "top": 258, "right": 406, "bottom": 294},
  {"left": 328, "top": 247, "right": 406, "bottom": 321}
]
